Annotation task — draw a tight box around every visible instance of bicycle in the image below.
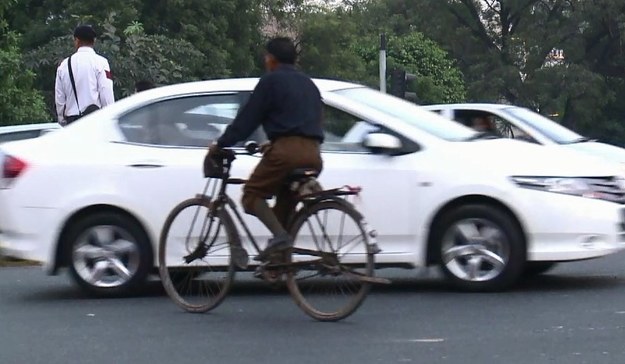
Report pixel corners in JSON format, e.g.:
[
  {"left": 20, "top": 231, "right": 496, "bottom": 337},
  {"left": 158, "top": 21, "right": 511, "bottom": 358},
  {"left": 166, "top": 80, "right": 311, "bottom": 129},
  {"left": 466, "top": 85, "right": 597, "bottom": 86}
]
[{"left": 158, "top": 141, "right": 390, "bottom": 321}]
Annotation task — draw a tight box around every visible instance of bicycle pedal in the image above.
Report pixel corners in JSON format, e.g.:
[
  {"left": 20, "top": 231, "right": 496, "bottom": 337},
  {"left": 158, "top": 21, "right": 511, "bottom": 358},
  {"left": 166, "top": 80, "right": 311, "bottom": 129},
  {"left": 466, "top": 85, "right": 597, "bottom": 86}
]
[
  {"left": 262, "top": 270, "right": 283, "bottom": 284},
  {"left": 253, "top": 263, "right": 283, "bottom": 283}
]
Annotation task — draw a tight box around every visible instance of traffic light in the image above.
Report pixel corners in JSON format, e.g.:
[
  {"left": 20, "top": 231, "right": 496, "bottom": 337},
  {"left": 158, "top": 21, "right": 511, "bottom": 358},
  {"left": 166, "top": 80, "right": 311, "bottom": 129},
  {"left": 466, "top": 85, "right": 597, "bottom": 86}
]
[
  {"left": 390, "top": 69, "right": 406, "bottom": 98},
  {"left": 389, "top": 68, "right": 418, "bottom": 101}
]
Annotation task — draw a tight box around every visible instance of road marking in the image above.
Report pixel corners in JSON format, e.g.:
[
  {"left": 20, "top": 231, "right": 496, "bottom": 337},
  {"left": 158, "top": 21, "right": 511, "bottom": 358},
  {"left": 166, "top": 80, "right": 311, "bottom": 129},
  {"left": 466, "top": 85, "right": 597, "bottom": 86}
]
[{"left": 392, "top": 338, "right": 445, "bottom": 343}]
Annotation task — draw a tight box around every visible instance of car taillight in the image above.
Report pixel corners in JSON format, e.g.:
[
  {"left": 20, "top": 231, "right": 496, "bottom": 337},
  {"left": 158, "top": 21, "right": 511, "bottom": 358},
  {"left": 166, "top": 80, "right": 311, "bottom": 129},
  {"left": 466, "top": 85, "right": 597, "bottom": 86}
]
[{"left": 3, "top": 155, "right": 28, "bottom": 179}]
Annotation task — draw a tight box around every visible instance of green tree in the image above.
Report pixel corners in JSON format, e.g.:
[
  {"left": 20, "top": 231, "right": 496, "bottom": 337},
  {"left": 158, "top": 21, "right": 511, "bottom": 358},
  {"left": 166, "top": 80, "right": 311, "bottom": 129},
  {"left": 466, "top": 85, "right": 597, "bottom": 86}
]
[
  {"left": 362, "top": 0, "right": 625, "bottom": 143},
  {"left": 0, "top": 0, "right": 49, "bottom": 124},
  {"left": 6, "top": 0, "right": 142, "bottom": 50},
  {"left": 271, "top": 3, "right": 465, "bottom": 103},
  {"left": 25, "top": 15, "right": 205, "bottom": 105},
  {"left": 8, "top": 0, "right": 351, "bottom": 119},
  {"left": 355, "top": 32, "right": 466, "bottom": 104},
  {"left": 138, "top": 0, "right": 272, "bottom": 78},
  {"left": 295, "top": 6, "right": 371, "bottom": 84}
]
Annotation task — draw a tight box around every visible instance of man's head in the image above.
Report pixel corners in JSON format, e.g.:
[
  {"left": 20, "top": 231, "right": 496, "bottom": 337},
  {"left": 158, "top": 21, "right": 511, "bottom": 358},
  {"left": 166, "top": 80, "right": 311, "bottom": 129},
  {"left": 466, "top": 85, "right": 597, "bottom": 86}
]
[
  {"left": 264, "top": 37, "right": 297, "bottom": 72},
  {"left": 471, "top": 115, "right": 495, "bottom": 132},
  {"left": 73, "top": 25, "right": 97, "bottom": 49},
  {"left": 134, "top": 80, "right": 155, "bottom": 93}
]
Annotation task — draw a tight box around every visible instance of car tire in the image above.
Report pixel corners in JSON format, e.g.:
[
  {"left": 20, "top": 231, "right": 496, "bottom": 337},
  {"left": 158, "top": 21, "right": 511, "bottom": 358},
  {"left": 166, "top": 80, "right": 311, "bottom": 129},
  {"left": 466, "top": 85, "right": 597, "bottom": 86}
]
[
  {"left": 432, "top": 204, "right": 526, "bottom": 292},
  {"left": 65, "top": 212, "right": 153, "bottom": 297},
  {"left": 523, "top": 262, "right": 557, "bottom": 278}
]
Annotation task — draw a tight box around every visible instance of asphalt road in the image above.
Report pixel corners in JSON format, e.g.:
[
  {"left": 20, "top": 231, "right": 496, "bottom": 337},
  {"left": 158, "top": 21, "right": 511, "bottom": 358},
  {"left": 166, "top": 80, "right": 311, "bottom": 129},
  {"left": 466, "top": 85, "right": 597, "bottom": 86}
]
[{"left": 2, "top": 253, "right": 625, "bottom": 364}]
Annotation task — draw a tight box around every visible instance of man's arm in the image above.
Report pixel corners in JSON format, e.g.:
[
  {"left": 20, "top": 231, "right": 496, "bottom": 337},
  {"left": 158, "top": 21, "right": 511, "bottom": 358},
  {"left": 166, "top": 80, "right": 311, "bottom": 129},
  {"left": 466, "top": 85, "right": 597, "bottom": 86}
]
[
  {"left": 97, "top": 59, "right": 115, "bottom": 107},
  {"left": 54, "top": 65, "right": 66, "bottom": 123},
  {"left": 216, "top": 77, "right": 272, "bottom": 148}
]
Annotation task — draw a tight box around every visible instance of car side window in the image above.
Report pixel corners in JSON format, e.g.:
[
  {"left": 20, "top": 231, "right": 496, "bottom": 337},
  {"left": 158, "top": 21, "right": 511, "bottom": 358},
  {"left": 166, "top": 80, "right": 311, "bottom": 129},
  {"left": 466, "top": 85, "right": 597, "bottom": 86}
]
[
  {"left": 0, "top": 130, "right": 43, "bottom": 143},
  {"left": 453, "top": 109, "right": 537, "bottom": 143},
  {"left": 118, "top": 93, "right": 268, "bottom": 147},
  {"left": 491, "top": 116, "right": 537, "bottom": 143},
  {"left": 322, "top": 105, "right": 379, "bottom": 153}
]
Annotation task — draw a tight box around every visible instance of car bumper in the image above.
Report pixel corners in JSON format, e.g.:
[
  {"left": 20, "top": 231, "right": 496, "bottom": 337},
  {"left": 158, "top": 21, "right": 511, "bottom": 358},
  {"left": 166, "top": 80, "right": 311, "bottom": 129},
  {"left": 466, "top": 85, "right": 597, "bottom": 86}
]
[
  {"left": 513, "top": 189, "right": 625, "bottom": 261},
  {"left": 0, "top": 205, "right": 59, "bottom": 273}
]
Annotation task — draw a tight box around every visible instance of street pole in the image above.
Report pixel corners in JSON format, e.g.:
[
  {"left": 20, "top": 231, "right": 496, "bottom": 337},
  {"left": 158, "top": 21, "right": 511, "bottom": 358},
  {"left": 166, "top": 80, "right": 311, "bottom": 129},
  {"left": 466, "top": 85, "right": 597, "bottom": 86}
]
[{"left": 379, "top": 33, "right": 386, "bottom": 93}]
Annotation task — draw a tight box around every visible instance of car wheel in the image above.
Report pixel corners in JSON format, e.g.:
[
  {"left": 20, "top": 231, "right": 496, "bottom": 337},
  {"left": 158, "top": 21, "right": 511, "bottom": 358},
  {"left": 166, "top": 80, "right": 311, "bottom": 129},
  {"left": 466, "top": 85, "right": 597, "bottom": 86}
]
[
  {"left": 432, "top": 204, "right": 526, "bottom": 292},
  {"left": 66, "top": 212, "right": 153, "bottom": 297},
  {"left": 523, "top": 262, "right": 557, "bottom": 278}
]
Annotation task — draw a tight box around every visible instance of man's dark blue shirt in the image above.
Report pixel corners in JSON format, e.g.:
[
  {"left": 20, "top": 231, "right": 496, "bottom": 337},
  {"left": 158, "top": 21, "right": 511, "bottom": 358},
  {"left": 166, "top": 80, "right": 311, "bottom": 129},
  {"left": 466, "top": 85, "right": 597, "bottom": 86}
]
[{"left": 216, "top": 65, "right": 324, "bottom": 148}]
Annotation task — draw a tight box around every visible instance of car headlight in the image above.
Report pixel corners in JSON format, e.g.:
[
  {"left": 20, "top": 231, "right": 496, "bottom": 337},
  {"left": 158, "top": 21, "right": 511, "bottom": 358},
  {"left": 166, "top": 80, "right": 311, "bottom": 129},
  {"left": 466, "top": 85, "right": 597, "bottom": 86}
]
[{"left": 510, "top": 176, "right": 597, "bottom": 198}]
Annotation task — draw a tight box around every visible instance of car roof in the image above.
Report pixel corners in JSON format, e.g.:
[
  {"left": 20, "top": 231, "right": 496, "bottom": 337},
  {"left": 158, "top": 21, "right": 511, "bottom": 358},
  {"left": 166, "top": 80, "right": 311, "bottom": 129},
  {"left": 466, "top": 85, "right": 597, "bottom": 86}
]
[
  {"left": 153, "top": 77, "right": 361, "bottom": 93},
  {"left": 423, "top": 103, "right": 518, "bottom": 111},
  {"left": 129, "top": 77, "right": 360, "bottom": 99},
  {"left": 104, "top": 77, "right": 364, "bottom": 116}
]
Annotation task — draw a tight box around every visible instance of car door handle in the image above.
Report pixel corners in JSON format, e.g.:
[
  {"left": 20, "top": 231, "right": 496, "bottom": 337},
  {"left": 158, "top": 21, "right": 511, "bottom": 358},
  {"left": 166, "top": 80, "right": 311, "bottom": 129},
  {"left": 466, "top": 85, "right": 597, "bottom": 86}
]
[{"left": 127, "top": 162, "right": 165, "bottom": 168}]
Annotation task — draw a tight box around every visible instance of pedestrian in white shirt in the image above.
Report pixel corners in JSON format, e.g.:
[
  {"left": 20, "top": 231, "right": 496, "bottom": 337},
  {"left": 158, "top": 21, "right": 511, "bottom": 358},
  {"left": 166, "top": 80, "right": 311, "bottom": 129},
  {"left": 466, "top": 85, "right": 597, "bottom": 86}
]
[{"left": 55, "top": 25, "right": 115, "bottom": 126}]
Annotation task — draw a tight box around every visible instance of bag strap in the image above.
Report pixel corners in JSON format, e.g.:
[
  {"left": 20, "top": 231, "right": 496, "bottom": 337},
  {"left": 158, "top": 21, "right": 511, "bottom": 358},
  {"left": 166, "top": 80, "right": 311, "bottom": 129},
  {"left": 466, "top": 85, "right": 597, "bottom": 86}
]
[{"left": 67, "top": 55, "right": 81, "bottom": 114}]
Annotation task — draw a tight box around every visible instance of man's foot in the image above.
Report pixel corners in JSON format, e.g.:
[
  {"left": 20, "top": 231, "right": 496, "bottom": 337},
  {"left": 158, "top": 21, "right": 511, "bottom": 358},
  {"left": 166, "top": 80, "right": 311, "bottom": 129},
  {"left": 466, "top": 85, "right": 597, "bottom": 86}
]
[
  {"left": 254, "top": 234, "right": 292, "bottom": 262},
  {"left": 231, "top": 245, "right": 249, "bottom": 269}
]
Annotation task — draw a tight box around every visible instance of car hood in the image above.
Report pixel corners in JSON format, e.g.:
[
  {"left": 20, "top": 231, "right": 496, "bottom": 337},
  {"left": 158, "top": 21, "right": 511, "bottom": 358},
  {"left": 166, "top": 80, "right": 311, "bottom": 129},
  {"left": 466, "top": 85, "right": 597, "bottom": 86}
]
[
  {"left": 443, "top": 139, "right": 620, "bottom": 177},
  {"left": 559, "top": 141, "right": 625, "bottom": 165}
]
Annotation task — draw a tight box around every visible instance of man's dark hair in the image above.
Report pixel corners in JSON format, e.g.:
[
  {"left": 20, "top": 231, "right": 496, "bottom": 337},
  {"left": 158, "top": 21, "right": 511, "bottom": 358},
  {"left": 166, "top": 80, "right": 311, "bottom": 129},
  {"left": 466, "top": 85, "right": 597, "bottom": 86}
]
[
  {"left": 135, "top": 80, "right": 155, "bottom": 92},
  {"left": 266, "top": 37, "right": 297, "bottom": 65},
  {"left": 73, "top": 25, "right": 97, "bottom": 43}
]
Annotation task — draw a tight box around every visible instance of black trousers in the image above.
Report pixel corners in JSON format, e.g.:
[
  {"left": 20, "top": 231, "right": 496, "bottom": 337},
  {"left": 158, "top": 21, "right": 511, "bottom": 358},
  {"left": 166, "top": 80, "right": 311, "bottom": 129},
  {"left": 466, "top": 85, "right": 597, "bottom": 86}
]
[{"left": 64, "top": 115, "right": 81, "bottom": 125}]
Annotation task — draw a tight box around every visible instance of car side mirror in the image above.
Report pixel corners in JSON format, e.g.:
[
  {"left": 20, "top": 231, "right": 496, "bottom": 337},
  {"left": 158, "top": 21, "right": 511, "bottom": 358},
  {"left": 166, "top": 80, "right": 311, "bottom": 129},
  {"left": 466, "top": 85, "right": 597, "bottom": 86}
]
[{"left": 362, "top": 133, "right": 402, "bottom": 154}]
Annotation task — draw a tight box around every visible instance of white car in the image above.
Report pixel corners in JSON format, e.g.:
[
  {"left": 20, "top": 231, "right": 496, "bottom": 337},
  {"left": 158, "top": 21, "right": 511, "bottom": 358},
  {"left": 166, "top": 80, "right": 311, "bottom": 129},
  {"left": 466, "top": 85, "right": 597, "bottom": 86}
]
[
  {"left": 1, "top": 78, "right": 625, "bottom": 296},
  {"left": 423, "top": 103, "right": 625, "bottom": 165}
]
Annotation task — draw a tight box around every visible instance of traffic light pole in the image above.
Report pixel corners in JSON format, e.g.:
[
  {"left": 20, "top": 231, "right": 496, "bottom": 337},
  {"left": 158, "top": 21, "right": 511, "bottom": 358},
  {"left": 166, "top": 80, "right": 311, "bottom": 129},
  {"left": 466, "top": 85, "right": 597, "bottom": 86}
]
[{"left": 379, "top": 33, "right": 386, "bottom": 93}]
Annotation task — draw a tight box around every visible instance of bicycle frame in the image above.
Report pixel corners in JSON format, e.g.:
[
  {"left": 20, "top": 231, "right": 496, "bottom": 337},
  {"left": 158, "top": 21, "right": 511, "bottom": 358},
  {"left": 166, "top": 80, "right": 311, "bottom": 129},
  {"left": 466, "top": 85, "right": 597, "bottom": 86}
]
[
  {"left": 195, "top": 149, "right": 381, "bottom": 267},
  {"left": 160, "top": 146, "right": 390, "bottom": 322}
]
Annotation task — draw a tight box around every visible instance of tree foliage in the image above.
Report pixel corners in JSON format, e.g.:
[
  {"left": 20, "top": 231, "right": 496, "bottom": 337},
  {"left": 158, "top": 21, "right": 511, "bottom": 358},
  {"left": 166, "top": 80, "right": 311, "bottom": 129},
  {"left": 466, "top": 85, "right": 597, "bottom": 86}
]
[
  {"left": 362, "top": 0, "right": 625, "bottom": 144},
  {"left": 273, "top": 4, "right": 466, "bottom": 103},
  {"left": 295, "top": 6, "right": 371, "bottom": 83},
  {"left": 355, "top": 32, "right": 467, "bottom": 103},
  {"left": 0, "top": 0, "right": 48, "bottom": 124},
  {"left": 3, "top": 0, "right": 624, "bottom": 144},
  {"left": 24, "top": 14, "right": 205, "bottom": 107}
]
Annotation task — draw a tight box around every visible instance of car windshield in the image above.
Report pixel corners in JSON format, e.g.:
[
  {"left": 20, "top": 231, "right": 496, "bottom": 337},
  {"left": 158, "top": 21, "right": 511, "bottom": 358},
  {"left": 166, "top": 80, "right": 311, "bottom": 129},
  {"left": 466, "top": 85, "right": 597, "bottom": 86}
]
[
  {"left": 333, "top": 87, "right": 476, "bottom": 141},
  {"left": 502, "top": 107, "right": 584, "bottom": 144}
]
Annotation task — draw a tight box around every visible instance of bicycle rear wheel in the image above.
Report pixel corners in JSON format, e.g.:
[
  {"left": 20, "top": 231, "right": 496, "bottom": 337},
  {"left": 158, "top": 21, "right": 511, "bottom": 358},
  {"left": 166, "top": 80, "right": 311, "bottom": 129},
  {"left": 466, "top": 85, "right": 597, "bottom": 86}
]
[
  {"left": 158, "top": 197, "right": 238, "bottom": 313},
  {"left": 286, "top": 199, "right": 374, "bottom": 321}
]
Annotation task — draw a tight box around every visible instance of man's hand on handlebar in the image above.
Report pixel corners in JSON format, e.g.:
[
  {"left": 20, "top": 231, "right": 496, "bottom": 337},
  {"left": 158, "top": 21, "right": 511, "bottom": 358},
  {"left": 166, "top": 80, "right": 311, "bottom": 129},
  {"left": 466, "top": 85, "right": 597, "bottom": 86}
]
[{"left": 208, "top": 142, "right": 220, "bottom": 156}]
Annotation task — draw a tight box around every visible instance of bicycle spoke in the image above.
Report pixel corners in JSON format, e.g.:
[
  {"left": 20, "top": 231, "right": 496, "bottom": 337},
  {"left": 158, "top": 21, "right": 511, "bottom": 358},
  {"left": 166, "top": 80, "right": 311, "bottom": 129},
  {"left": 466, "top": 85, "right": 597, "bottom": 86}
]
[
  {"left": 313, "top": 212, "right": 334, "bottom": 252},
  {"left": 304, "top": 218, "right": 322, "bottom": 250},
  {"left": 286, "top": 200, "right": 374, "bottom": 321},
  {"left": 159, "top": 198, "right": 235, "bottom": 313},
  {"left": 338, "top": 211, "right": 346, "bottom": 251},
  {"left": 337, "top": 235, "right": 363, "bottom": 256}
]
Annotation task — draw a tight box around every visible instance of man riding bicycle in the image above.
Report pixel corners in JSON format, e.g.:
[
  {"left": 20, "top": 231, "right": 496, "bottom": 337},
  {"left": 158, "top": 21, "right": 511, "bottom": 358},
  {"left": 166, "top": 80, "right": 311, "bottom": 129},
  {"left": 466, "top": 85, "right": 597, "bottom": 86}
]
[{"left": 207, "top": 37, "right": 324, "bottom": 262}]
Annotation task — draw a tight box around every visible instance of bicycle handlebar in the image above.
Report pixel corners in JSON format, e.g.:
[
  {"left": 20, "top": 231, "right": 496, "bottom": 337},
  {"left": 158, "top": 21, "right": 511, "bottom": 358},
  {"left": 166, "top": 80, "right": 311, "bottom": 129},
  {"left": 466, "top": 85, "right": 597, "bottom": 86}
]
[{"left": 213, "top": 140, "right": 261, "bottom": 159}]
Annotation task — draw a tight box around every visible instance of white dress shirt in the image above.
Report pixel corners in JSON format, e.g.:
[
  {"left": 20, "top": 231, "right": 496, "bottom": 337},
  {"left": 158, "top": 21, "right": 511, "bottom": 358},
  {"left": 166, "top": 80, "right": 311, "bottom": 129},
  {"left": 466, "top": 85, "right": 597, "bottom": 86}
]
[{"left": 55, "top": 47, "right": 115, "bottom": 123}]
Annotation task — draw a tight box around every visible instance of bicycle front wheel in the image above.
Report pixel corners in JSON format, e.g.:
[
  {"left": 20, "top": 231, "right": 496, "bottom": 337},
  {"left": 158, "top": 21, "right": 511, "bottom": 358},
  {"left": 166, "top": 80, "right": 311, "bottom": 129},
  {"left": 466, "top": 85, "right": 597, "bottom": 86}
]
[
  {"left": 286, "top": 199, "right": 374, "bottom": 321},
  {"left": 158, "top": 197, "right": 238, "bottom": 313}
]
